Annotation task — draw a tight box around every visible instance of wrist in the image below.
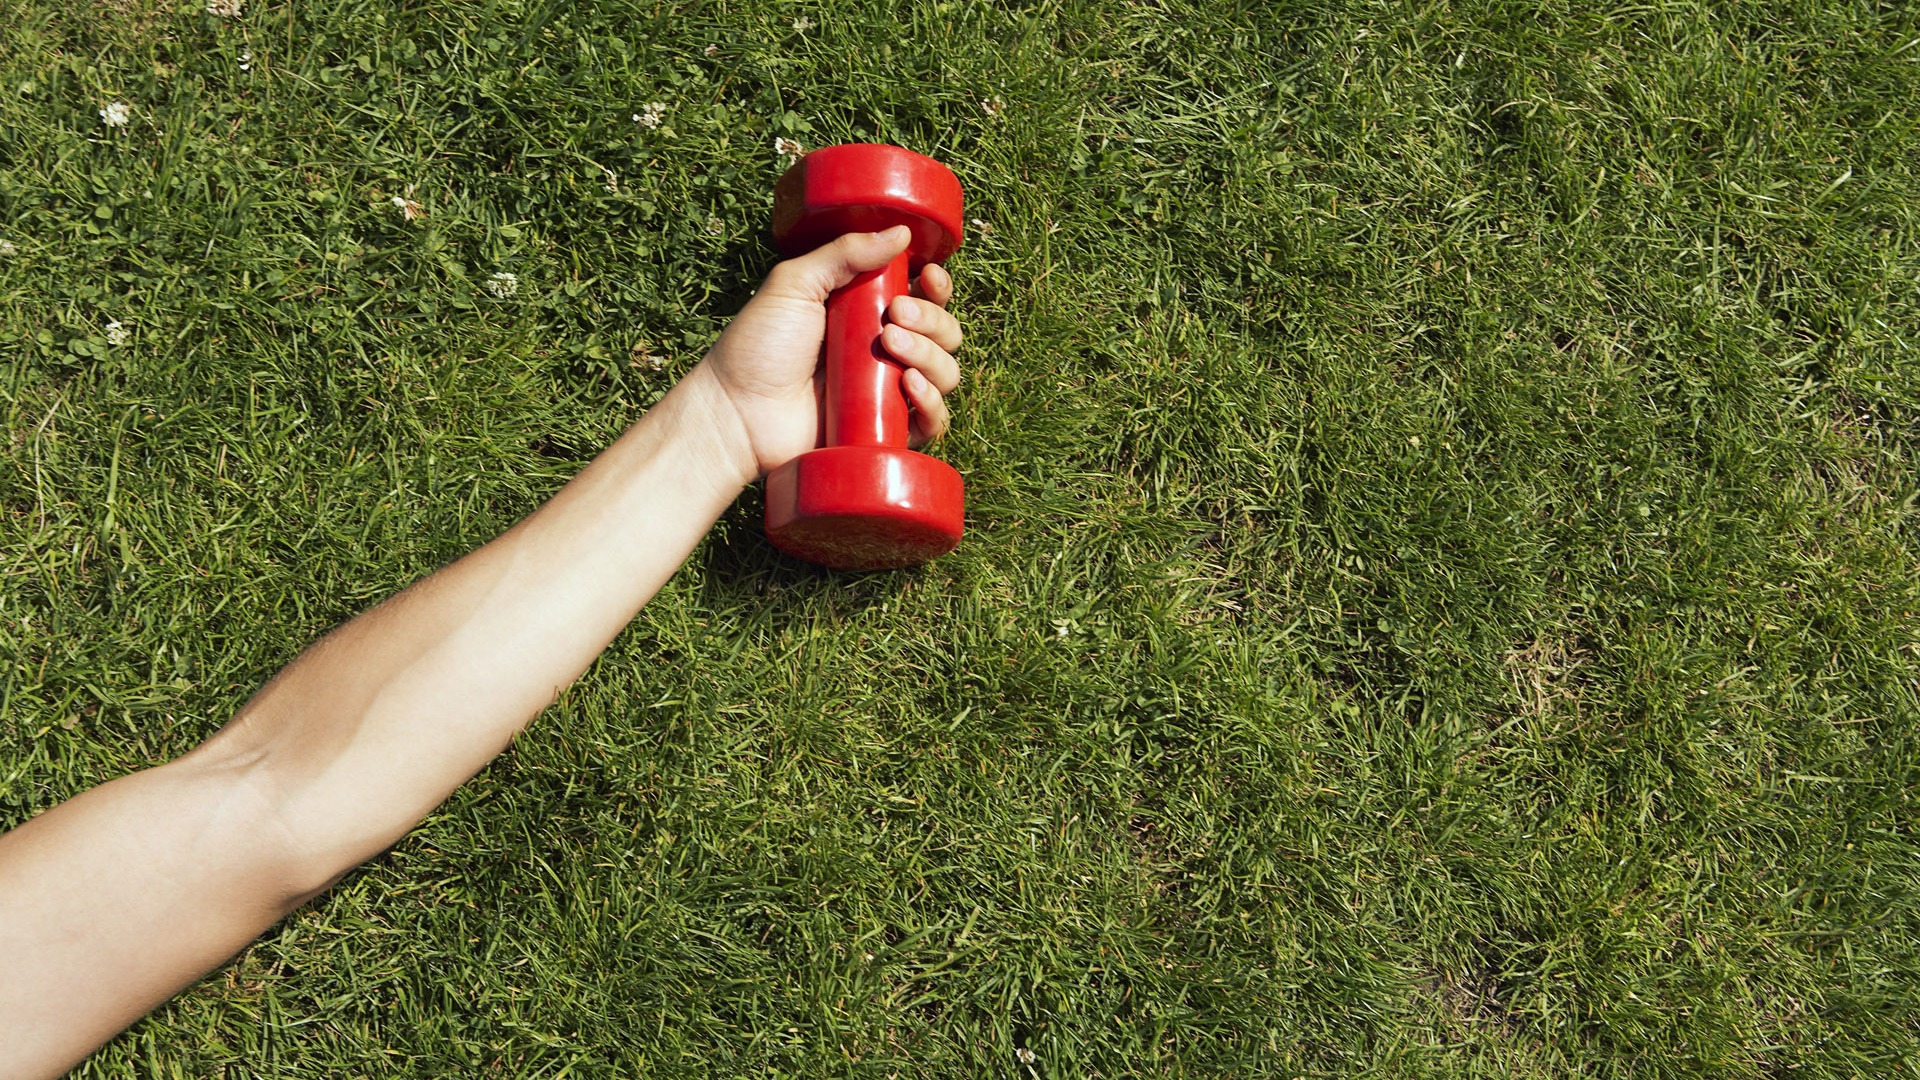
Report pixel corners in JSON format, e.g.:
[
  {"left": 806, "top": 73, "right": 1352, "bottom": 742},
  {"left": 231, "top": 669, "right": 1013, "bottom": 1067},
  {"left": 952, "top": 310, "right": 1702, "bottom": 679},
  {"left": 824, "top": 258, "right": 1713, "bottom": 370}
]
[{"left": 672, "top": 359, "right": 762, "bottom": 491}]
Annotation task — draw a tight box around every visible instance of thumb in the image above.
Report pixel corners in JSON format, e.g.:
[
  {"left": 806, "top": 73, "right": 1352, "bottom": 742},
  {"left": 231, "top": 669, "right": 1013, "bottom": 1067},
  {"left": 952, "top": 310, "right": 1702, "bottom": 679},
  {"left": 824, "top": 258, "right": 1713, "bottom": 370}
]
[{"left": 762, "top": 225, "right": 912, "bottom": 302}]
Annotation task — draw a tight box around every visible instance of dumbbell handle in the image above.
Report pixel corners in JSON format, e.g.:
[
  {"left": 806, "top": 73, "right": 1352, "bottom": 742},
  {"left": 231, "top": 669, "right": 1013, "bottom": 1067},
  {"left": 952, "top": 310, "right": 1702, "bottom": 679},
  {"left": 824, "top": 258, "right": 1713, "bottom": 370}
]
[{"left": 822, "top": 250, "right": 912, "bottom": 448}]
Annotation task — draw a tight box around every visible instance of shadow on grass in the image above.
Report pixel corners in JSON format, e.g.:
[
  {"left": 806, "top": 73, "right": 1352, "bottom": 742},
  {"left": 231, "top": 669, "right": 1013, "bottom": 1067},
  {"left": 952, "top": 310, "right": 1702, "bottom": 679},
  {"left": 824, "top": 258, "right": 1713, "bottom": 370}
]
[{"left": 695, "top": 485, "right": 929, "bottom": 621}]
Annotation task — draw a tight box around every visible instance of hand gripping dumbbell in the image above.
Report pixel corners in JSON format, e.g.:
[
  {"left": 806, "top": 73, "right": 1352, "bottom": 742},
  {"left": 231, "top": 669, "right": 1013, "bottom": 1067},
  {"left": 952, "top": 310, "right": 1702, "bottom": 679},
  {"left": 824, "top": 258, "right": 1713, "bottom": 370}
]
[{"left": 763, "top": 144, "right": 966, "bottom": 571}]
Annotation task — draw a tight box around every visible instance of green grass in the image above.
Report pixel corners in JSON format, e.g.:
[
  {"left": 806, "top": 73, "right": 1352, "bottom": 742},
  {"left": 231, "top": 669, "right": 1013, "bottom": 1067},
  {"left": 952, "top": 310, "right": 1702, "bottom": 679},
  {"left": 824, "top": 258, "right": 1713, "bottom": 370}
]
[{"left": 4, "top": 0, "right": 1919, "bottom": 1074}]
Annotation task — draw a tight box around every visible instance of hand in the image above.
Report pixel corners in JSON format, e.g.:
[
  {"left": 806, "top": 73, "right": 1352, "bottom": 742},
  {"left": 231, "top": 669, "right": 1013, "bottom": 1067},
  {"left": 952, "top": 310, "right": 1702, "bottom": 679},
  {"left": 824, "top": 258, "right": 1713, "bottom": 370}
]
[{"left": 697, "top": 225, "right": 964, "bottom": 479}]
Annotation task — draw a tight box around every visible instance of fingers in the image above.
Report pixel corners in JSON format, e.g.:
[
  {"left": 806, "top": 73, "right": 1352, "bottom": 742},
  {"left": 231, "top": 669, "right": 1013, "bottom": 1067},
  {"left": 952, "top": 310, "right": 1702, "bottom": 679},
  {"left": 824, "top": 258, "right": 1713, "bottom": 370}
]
[
  {"left": 903, "top": 367, "right": 951, "bottom": 447},
  {"left": 761, "top": 225, "right": 913, "bottom": 303},
  {"left": 887, "top": 294, "right": 963, "bottom": 354},
  {"left": 890, "top": 263, "right": 961, "bottom": 447},
  {"left": 881, "top": 323, "right": 960, "bottom": 395},
  {"left": 909, "top": 262, "right": 954, "bottom": 306}
]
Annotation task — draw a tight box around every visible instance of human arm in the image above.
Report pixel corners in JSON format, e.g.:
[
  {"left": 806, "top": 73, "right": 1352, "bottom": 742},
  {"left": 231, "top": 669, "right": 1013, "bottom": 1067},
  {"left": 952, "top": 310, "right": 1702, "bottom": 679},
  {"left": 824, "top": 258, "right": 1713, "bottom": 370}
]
[{"left": 0, "top": 225, "right": 963, "bottom": 1078}]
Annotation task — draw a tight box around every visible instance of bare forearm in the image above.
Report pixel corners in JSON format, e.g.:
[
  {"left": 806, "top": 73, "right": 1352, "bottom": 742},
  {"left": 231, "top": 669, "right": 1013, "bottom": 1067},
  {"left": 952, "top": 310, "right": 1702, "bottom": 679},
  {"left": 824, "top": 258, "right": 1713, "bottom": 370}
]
[
  {"left": 0, "top": 363, "right": 754, "bottom": 1078},
  {"left": 200, "top": 362, "right": 756, "bottom": 878}
]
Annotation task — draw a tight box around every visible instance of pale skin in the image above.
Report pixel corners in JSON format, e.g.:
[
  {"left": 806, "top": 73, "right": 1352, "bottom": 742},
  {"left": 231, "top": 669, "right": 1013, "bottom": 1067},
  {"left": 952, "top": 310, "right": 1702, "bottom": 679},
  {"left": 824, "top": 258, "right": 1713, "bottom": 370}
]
[{"left": 0, "top": 226, "right": 963, "bottom": 1080}]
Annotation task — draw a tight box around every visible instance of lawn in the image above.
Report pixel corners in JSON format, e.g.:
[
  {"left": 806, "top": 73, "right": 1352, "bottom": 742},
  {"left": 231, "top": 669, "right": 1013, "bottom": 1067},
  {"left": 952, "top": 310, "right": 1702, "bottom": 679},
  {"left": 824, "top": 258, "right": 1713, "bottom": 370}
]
[{"left": 3, "top": 0, "right": 1918, "bottom": 1075}]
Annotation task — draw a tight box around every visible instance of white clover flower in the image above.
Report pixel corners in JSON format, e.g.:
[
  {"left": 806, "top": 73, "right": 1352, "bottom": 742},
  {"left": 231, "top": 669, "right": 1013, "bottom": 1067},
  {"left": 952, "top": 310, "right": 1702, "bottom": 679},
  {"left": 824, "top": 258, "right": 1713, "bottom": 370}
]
[
  {"left": 207, "top": 0, "right": 243, "bottom": 15},
  {"left": 705, "top": 215, "right": 724, "bottom": 237},
  {"left": 981, "top": 95, "right": 1004, "bottom": 118},
  {"left": 105, "top": 321, "right": 129, "bottom": 346},
  {"left": 1016, "top": 1047, "right": 1037, "bottom": 1064},
  {"left": 792, "top": 16, "right": 814, "bottom": 32},
  {"left": 390, "top": 184, "right": 421, "bottom": 221},
  {"left": 634, "top": 102, "right": 666, "bottom": 129},
  {"left": 704, "top": 43, "right": 719, "bottom": 56},
  {"left": 774, "top": 136, "right": 805, "bottom": 164},
  {"left": 485, "top": 271, "right": 519, "bottom": 298},
  {"left": 0, "top": 240, "right": 16, "bottom": 257},
  {"left": 99, "top": 102, "right": 132, "bottom": 128}
]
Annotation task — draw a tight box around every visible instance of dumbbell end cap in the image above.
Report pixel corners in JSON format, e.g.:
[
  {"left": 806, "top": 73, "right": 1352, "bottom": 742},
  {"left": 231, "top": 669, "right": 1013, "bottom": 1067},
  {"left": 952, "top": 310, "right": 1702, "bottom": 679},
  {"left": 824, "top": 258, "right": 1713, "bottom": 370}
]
[
  {"left": 764, "top": 445, "right": 964, "bottom": 570},
  {"left": 773, "top": 144, "right": 964, "bottom": 267}
]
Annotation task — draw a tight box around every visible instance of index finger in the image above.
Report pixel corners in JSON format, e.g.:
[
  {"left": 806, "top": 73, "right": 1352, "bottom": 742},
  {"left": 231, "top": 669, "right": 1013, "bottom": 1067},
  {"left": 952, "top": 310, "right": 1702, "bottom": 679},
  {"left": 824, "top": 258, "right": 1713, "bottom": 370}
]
[{"left": 909, "top": 263, "right": 954, "bottom": 306}]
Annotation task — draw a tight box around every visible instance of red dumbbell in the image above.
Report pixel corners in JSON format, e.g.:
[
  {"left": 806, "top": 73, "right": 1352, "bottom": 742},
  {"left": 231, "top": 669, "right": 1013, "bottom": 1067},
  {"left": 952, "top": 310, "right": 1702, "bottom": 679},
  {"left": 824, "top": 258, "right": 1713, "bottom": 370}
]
[{"left": 763, "top": 144, "right": 966, "bottom": 571}]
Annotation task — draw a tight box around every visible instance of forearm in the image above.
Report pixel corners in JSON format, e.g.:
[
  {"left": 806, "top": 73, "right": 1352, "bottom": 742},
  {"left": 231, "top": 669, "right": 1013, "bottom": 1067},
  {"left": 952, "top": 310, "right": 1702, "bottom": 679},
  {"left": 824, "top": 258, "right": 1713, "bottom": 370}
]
[
  {"left": 199, "top": 361, "right": 757, "bottom": 879},
  {"left": 0, "top": 362, "right": 755, "bottom": 1079}
]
